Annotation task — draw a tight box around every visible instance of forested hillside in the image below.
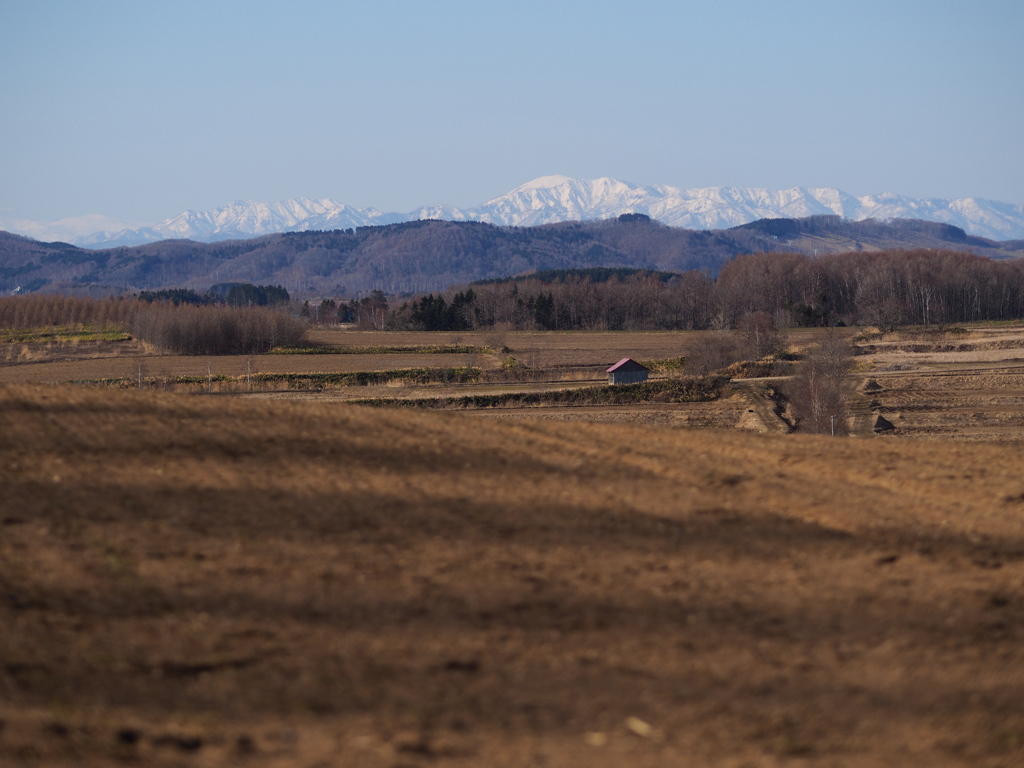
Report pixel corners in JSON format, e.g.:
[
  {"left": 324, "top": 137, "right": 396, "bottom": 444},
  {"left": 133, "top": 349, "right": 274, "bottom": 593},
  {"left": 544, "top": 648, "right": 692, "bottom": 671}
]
[{"left": 1, "top": 215, "right": 1021, "bottom": 297}]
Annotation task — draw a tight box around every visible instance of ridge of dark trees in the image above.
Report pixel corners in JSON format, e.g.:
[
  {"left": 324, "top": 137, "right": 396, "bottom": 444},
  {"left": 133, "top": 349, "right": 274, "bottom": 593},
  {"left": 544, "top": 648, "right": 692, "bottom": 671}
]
[
  {"left": 1, "top": 215, "right": 1021, "bottom": 297},
  {"left": 138, "top": 284, "right": 290, "bottom": 307},
  {"left": 473, "top": 267, "right": 682, "bottom": 286}
]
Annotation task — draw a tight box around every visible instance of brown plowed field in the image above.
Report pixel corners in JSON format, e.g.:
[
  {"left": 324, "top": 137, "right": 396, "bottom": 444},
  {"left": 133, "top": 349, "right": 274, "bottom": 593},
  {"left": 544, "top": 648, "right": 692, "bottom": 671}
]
[
  {"left": 2, "top": 383, "right": 1024, "bottom": 767},
  {"left": 854, "top": 326, "right": 1024, "bottom": 442},
  {"left": 306, "top": 329, "right": 707, "bottom": 369},
  {"left": 0, "top": 352, "right": 484, "bottom": 385}
]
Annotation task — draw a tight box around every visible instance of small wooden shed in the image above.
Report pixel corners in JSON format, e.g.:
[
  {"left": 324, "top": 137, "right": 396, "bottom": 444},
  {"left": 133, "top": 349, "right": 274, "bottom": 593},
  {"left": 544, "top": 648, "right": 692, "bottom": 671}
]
[{"left": 607, "top": 358, "right": 649, "bottom": 385}]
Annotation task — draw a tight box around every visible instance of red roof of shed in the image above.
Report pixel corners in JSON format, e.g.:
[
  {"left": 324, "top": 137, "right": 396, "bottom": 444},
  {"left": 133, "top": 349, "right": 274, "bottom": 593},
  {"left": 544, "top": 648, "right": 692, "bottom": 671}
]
[{"left": 606, "top": 358, "right": 649, "bottom": 373}]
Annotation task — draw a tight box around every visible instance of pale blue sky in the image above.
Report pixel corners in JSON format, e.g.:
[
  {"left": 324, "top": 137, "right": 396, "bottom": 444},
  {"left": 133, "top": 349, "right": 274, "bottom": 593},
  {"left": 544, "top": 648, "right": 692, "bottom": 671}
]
[{"left": 1, "top": 0, "right": 1022, "bottom": 223}]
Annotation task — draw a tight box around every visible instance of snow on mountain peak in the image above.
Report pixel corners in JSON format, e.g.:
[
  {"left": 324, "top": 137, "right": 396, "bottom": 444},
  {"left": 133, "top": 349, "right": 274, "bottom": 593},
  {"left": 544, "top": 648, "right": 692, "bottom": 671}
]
[
  {"left": 513, "top": 175, "right": 575, "bottom": 191},
  {"left": 6, "top": 177, "right": 1024, "bottom": 247}
]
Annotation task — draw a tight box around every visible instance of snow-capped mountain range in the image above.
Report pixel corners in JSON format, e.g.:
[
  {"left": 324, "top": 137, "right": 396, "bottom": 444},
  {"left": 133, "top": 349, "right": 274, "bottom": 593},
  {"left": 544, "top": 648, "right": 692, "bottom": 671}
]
[{"left": 4, "top": 176, "right": 1024, "bottom": 248}]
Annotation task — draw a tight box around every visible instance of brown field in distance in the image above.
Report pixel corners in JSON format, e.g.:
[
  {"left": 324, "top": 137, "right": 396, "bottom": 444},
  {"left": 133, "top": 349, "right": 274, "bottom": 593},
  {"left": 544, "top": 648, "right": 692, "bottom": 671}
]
[
  {"left": 3, "top": 324, "right": 1024, "bottom": 766},
  {"left": 0, "top": 329, "right": 699, "bottom": 386}
]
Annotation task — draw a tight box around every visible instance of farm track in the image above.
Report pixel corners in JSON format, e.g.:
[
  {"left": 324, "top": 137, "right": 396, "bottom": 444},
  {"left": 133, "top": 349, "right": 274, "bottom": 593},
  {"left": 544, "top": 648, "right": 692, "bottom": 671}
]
[
  {"left": 847, "top": 390, "right": 876, "bottom": 436},
  {"left": 729, "top": 380, "right": 791, "bottom": 433}
]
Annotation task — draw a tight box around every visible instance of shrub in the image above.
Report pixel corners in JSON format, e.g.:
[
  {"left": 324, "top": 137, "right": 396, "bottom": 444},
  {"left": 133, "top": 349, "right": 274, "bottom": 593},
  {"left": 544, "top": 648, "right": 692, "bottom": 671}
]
[{"left": 686, "top": 332, "right": 744, "bottom": 375}]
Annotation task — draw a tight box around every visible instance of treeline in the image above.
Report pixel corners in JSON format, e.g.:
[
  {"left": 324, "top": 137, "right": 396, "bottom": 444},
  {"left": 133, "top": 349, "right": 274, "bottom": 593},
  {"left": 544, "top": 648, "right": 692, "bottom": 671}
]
[
  {"left": 366, "top": 250, "right": 1024, "bottom": 331},
  {"left": 0, "top": 295, "right": 136, "bottom": 329},
  {"left": 714, "top": 249, "right": 1024, "bottom": 330},
  {"left": 0, "top": 293, "right": 305, "bottom": 355}
]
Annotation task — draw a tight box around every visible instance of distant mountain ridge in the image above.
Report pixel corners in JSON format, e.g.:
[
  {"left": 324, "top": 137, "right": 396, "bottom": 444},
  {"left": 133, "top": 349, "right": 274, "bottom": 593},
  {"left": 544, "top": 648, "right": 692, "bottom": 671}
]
[
  {"left": 2, "top": 215, "right": 1022, "bottom": 297},
  {"left": 3, "top": 176, "right": 1024, "bottom": 247}
]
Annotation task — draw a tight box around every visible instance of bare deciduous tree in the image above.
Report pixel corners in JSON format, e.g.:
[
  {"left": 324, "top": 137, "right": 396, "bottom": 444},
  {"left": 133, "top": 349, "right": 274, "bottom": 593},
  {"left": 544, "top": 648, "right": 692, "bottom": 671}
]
[
  {"left": 737, "top": 311, "right": 787, "bottom": 360},
  {"left": 788, "top": 331, "right": 852, "bottom": 435}
]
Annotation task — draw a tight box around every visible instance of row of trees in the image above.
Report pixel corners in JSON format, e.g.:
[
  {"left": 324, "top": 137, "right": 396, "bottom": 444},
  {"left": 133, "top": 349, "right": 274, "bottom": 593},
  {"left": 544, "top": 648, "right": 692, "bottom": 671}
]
[
  {"left": 715, "top": 249, "right": 1024, "bottom": 329},
  {"left": 0, "top": 295, "right": 136, "bottom": 329},
  {"left": 131, "top": 303, "right": 305, "bottom": 355},
  {"left": 346, "top": 250, "right": 1024, "bottom": 331},
  {"left": 5, "top": 247, "right": 1024, "bottom": 348},
  {"left": 0, "top": 294, "right": 305, "bottom": 355},
  {"left": 400, "top": 289, "right": 478, "bottom": 331}
]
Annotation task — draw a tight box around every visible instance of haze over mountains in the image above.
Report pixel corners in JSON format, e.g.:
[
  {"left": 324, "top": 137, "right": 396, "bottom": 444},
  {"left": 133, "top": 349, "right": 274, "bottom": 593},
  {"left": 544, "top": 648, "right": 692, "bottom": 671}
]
[{"left": 4, "top": 176, "right": 1024, "bottom": 248}]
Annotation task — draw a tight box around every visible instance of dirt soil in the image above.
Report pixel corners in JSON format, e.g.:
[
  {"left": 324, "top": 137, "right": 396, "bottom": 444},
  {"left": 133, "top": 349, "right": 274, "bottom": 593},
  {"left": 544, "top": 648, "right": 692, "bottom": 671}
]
[{"left": 2, "top": 384, "right": 1024, "bottom": 767}]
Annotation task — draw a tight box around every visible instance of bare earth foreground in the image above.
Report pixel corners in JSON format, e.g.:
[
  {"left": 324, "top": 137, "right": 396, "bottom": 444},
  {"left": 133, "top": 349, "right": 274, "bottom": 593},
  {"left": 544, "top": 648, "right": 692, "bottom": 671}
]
[{"left": 2, "top": 385, "right": 1024, "bottom": 767}]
